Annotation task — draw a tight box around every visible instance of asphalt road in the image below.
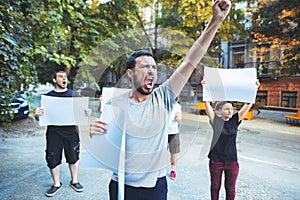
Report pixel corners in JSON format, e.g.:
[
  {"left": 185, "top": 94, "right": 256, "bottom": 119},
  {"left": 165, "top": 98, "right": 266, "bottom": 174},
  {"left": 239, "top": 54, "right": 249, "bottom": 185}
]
[{"left": 0, "top": 109, "right": 299, "bottom": 200}]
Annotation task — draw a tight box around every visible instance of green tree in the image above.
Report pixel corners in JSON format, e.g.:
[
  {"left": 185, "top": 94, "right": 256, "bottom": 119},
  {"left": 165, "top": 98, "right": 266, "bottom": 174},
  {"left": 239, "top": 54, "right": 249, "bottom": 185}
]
[
  {"left": 29, "top": 0, "right": 111, "bottom": 87},
  {"left": 0, "top": 0, "right": 37, "bottom": 129},
  {"left": 74, "top": 0, "right": 144, "bottom": 89},
  {"left": 0, "top": 0, "right": 134, "bottom": 129}
]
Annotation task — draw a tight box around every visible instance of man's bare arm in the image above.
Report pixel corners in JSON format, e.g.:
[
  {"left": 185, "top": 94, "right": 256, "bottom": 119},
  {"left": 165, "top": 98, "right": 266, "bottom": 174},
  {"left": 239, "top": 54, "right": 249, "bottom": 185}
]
[{"left": 170, "top": 0, "right": 231, "bottom": 97}]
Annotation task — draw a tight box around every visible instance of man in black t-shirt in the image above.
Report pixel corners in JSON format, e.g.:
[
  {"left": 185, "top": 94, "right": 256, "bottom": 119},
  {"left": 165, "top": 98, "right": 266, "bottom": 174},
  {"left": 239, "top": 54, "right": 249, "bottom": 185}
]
[{"left": 35, "top": 70, "right": 89, "bottom": 197}]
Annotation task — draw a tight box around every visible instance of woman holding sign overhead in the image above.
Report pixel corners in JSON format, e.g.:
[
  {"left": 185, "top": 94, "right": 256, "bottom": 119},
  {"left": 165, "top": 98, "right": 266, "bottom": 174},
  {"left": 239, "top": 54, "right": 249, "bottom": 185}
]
[{"left": 201, "top": 79, "right": 260, "bottom": 200}]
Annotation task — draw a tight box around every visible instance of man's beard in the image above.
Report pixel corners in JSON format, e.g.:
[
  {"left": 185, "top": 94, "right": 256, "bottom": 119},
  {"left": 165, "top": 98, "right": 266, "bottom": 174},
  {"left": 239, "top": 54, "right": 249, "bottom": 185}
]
[
  {"left": 56, "top": 83, "right": 66, "bottom": 90},
  {"left": 137, "top": 86, "right": 152, "bottom": 95}
]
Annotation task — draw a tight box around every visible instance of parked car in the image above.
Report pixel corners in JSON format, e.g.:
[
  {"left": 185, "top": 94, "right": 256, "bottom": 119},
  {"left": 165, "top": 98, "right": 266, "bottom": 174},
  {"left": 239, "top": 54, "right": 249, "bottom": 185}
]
[
  {"left": 0, "top": 94, "right": 30, "bottom": 119},
  {"left": 75, "top": 87, "right": 99, "bottom": 97}
]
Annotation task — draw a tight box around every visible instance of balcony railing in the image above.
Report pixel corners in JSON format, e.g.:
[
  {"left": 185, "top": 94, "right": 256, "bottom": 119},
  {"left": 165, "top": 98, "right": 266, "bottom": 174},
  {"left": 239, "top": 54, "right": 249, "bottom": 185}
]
[{"left": 243, "top": 61, "right": 282, "bottom": 78}]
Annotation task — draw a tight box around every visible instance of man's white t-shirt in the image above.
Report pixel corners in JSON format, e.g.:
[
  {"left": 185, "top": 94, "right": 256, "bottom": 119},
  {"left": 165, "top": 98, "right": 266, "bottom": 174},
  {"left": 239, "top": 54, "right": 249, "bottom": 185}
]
[{"left": 109, "top": 80, "right": 175, "bottom": 187}]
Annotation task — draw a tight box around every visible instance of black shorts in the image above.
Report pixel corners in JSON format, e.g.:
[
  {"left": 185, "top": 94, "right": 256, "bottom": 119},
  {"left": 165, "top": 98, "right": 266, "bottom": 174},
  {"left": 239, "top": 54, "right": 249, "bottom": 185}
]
[
  {"left": 168, "top": 134, "right": 180, "bottom": 154},
  {"left": 45, "top": 126, "right": 80, "bottom": 169}
]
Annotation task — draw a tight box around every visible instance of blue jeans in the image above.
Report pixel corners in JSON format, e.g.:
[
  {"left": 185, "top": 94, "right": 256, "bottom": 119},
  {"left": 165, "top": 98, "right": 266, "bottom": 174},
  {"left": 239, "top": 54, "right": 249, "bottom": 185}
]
[
  {"left": 209, "top": 160, "right": 239, "bottom": 200},
  {"left": 109, "top": 177, "right": 167, "bottom": 200}
]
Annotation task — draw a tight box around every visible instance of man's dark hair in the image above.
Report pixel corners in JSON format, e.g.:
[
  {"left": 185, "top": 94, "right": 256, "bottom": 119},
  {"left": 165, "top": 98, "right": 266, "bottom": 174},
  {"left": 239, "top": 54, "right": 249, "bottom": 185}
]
[
  {"left": 52, "top": 69, "right": 66, "bottom": 79},
  {"left": 125, "top": 50, "right": 154, "bottom": 70}
]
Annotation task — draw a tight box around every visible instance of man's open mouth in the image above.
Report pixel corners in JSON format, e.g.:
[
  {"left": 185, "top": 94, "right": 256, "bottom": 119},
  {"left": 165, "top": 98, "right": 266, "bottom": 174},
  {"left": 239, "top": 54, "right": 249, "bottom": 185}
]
[{"left": 145, "top": 78, "right": 153, "bottom": 89}]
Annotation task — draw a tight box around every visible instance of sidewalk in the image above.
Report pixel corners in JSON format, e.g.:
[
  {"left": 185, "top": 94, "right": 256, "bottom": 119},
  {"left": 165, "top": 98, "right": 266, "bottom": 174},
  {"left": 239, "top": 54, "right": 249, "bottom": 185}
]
[
  {"left": 238, "top": 109, "right": 299, "bottom": 135},
  {"left": 182, "top": 102, "right": 299, "bottom": 134}
]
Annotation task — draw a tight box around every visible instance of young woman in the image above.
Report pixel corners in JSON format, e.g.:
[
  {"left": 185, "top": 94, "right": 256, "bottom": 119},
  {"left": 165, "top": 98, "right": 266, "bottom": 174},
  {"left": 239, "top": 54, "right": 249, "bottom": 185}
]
[{"left": 202, "top": 79, "right": 260, "bottom": 200}]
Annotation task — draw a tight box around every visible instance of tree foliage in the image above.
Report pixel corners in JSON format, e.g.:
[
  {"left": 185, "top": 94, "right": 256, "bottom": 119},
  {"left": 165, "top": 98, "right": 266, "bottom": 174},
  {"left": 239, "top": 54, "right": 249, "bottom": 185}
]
[
  {"left": 0, "top": 0, "right": 138, "bottom": 128},
  {"left": 251, "top": 0, "right": 300, "bottom": 76},
  {"left": 29, "top": 0, "right": 111, "bottom": 86},
  {"left": 74, "top": 0, "right": 143, "bottom": 89},
  {"left": 0, "top": 0, "right": 37, "bottom": 127},
  {"left": 134, "top": 0, "right": 250, "bottom": 70}
]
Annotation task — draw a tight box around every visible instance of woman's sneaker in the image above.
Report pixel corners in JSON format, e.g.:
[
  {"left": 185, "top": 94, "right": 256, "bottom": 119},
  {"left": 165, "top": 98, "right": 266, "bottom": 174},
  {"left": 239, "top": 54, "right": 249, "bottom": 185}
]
[
  {"left": 45, "top": 183, "right": 62, "bottom": 197},
  {"left": 169, "top": 170, "right": 176, "bottom": 180},
  {"left": 70, "top": 181, "right": 84, "bottom": 192}
]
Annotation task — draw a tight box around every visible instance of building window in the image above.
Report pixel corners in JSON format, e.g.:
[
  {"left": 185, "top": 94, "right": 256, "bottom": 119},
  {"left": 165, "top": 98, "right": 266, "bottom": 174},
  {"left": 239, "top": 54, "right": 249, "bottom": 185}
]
[
  {"left": 281, "top": 91, "right": 297, "bottom": 108},
  {"left": 103, "top": 71, "right": 116, "bottom": 83},
  {"left": 256, "top": 90, "right": 267, "bottom": 105},
  {"left": 232, "top": 46, "right": 245, "bottom": 68}
]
